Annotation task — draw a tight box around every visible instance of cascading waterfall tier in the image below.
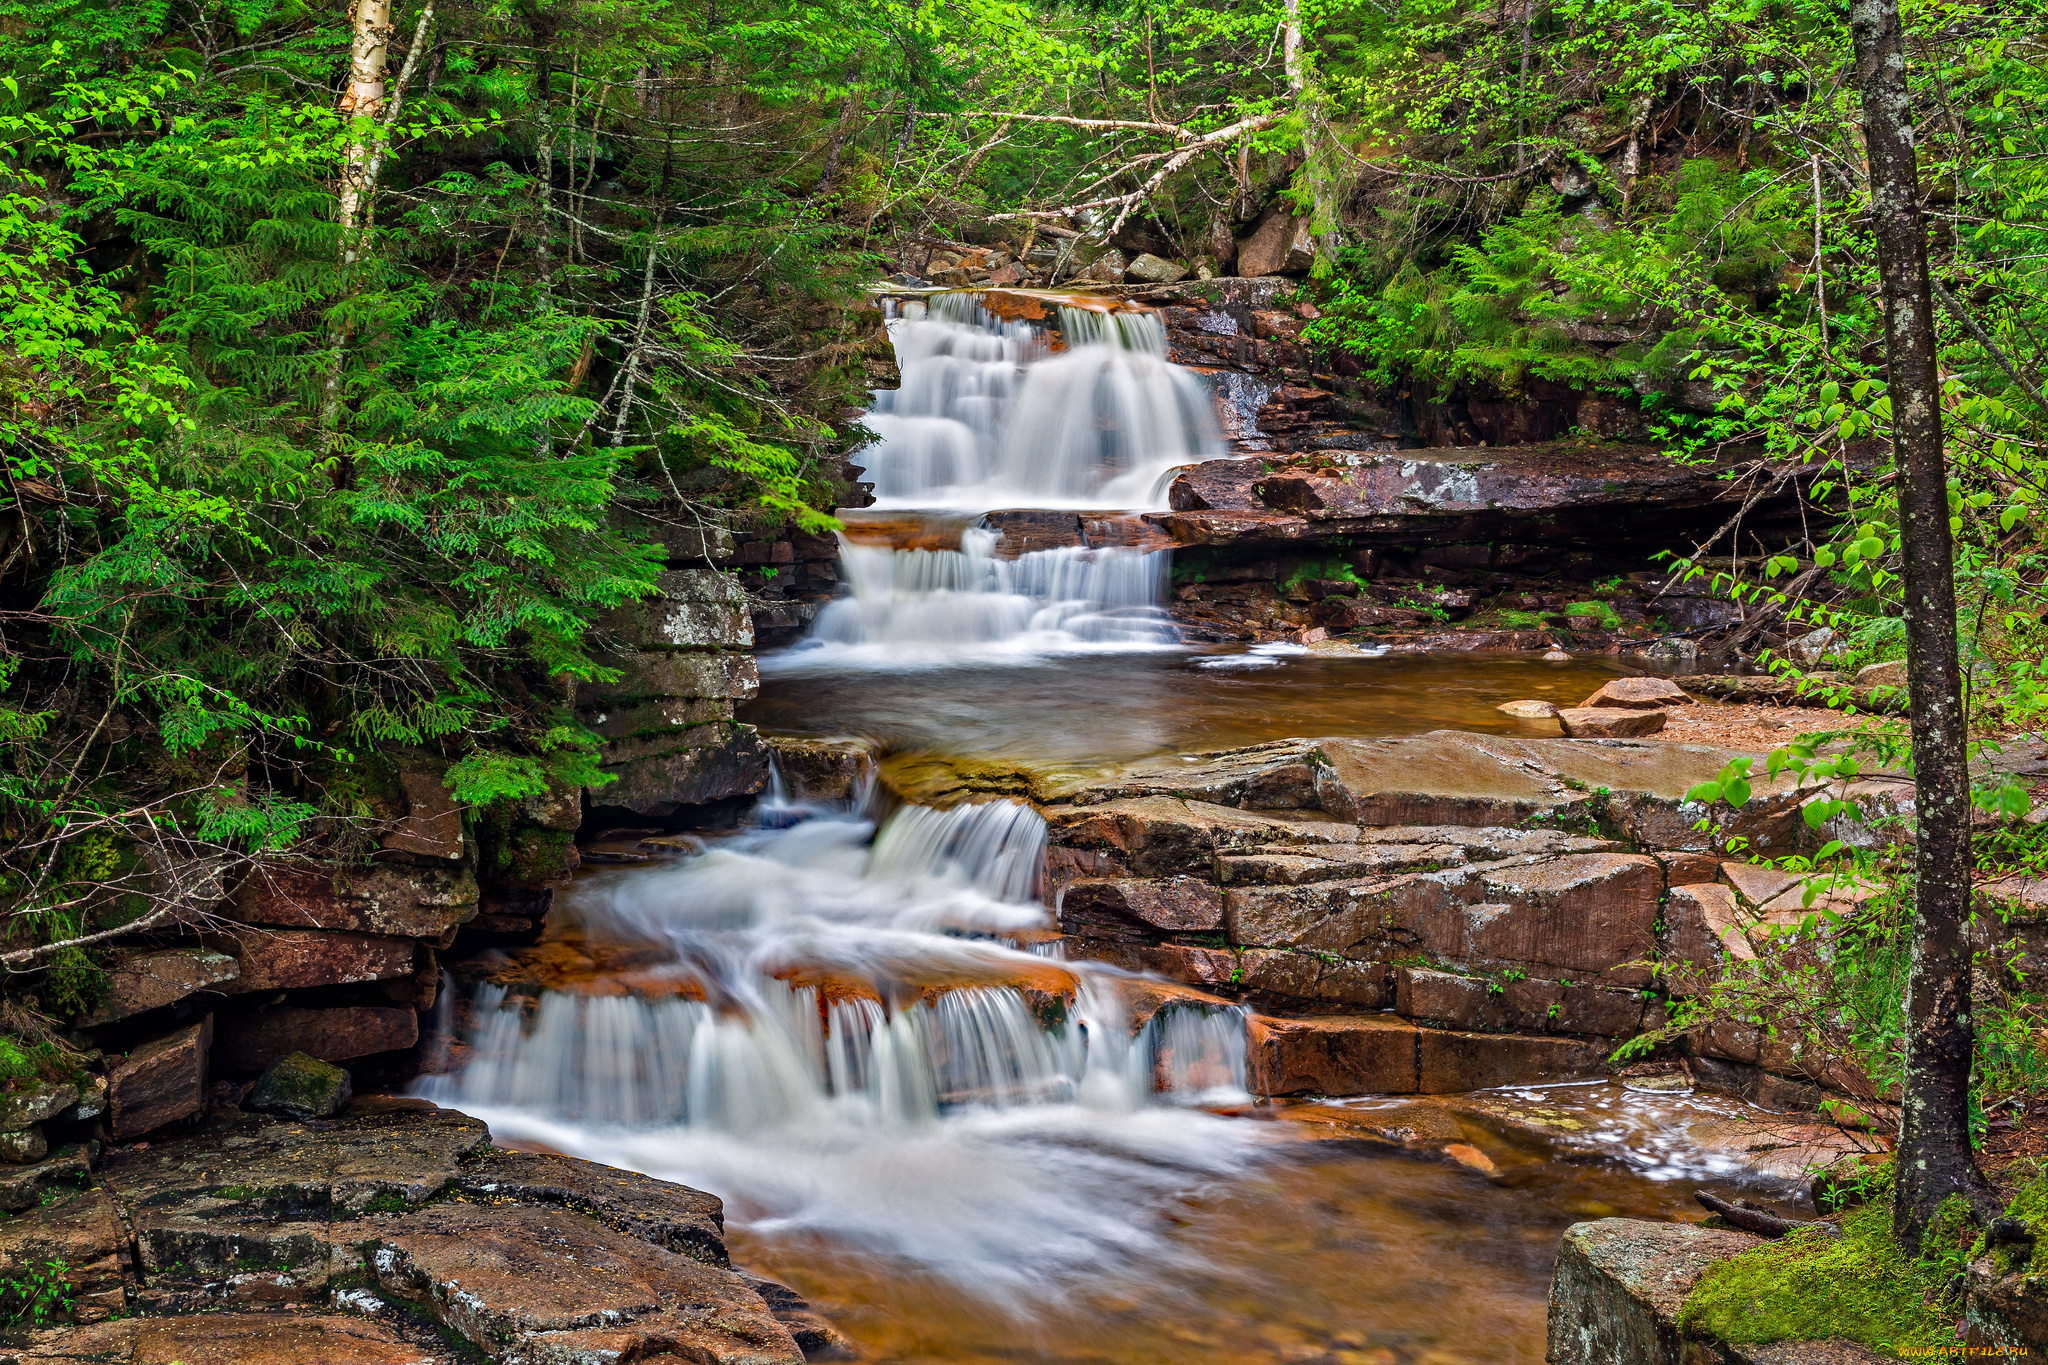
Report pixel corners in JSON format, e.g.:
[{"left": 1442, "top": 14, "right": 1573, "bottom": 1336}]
[
  {"left": 766, "top": 524, "right": 1178, "bottom": 668},
  {"left": 859, "top": 292, "right": 1224, "bottom": 511},
  {"left": 425, "top": 795, "right": 1257, "bottom": 1297}
]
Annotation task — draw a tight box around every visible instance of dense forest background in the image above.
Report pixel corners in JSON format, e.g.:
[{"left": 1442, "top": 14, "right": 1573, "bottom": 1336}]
[{"left": 0, "top": 0, "right": 2043, "bottom": 1122}]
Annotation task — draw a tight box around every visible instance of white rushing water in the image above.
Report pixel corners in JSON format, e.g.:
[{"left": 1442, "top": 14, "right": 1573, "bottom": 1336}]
[
  {"left": 859, "top": 293, "right": 1224, "bottom": 511},
  {"left": 427, "top": 796, "right": 1259, "bottom": 1300},
  {"left": 766, "top": 525, "right": 1179, "bottom": 671}
]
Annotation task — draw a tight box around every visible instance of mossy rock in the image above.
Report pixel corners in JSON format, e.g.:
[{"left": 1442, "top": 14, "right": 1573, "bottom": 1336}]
[
  {"left": 248, "top": 1052, "right": 353, "bottom": 1121},
  {"left": 1679, "top": 1195, "right": 1956, "bottom": 1356}
]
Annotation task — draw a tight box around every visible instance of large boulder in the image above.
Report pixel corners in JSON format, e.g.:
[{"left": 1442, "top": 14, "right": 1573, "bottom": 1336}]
[
  {"left": 107, "top": 1017, "right": 211, "bottom": 1141},
  {"left": 74, "top": 1100, "right": 806, "bottom": 1364},
  {"left": 1152, "top": 442, "right": 1801, "bottom": 553},
  {"left": 247, "top": 1051, "right": 354, "bottom": 1119},
  {"left": 1548, "top": 1218, "right": 1762, "bottom": 1365},
  {"left": 1558, "top": 707, "right": 1668, "bottom": 738},
  {"left": 1581, "top": 677, "right": 1695, "bottom": 709}
]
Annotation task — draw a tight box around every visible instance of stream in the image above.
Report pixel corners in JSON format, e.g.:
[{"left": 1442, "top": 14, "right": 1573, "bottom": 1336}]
[{"left": 422, "top": 290, "right": 1780, "bottom": 1365}]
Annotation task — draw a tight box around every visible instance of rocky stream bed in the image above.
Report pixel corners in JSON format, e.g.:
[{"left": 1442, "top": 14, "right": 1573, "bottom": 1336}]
[{"left": 6, "top": 284, "right": 2045, "bottom": 1364}]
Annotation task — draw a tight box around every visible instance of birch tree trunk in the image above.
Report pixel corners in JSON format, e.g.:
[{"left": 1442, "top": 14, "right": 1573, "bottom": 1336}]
[
  {"left": 321, "top": 0, "right": 433, "bottom": 441},
  {"left": 337, "top": 0, "right": 394, "bottom": 267},
  {"left": 1282, "top": 0, "right": 1346, "bottom": 267},
  {"left": 1847, "top": 0, "right": 1999, "bottom": 1253}
]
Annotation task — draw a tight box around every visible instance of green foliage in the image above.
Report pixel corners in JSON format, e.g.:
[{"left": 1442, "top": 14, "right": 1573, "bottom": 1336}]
[
  {"left": 0, "top": 0, "right": 919, "bottom": 960},
  {"left": 0, "top": 1258, "right": 75, "bottom": 1330},
  {"left": 1679, "top": 1186, "right": 1955, "bottom": 1355}
]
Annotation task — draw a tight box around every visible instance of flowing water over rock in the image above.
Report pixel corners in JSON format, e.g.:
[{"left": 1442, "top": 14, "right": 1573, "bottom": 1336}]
[
  {"left": 428, "top": 796, "right": 1262, "bottom": 1302},
  {"left": 427, "top": 288, "right": 1808, "bottom": 1364},
  {"left": 770, "top": 526, "right": 1178, "bottom": 669},
  {"left": 860, "top": 293, "right": 1223, "bottom": 511}
]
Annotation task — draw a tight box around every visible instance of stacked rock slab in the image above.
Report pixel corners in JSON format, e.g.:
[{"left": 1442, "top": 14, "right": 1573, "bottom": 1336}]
[
  {"left": 8, "top": 1097, "right": 835, "bottom": 1364},
  {"left": 580, "top": 520, "right": 771, "bottom": 822},
  {"left": 891, "top": 729, "right": 1894, "bottom": 1100}
]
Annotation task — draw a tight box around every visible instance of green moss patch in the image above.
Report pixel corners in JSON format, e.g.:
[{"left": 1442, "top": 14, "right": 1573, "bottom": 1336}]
[{"left": 1678, "top": 1198, "right": 1955, "bottom": 1356}]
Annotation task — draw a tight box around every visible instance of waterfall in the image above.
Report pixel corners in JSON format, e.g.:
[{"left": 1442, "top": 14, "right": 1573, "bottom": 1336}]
[
  {"left": 448, "top": 978, "right": 1247, "bottom": 1128},
  {"left": 424, "top": 792, "right": 1260, "bottom": 1298},
  {"left": 859, "top": 293, "right": 1223, "bottom": 510},
  {"left": 765, "top": 525, "right": 1178, "bottom": 668}
]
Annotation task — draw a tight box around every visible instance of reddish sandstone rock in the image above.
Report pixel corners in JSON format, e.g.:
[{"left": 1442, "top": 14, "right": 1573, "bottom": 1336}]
[
  {"left": 108, "top": 1017, "right": 211, "bottom": 1141},
  {"left": 21, "top": 1312, "right": 457, "bottom": 1365},
  {"left": 1579, "top": 677, "right": 1695, "bottom": 709},
  {"left": 1557, "top": 706, "right": 1668, "bottom": 738},
  {"left": 82, "top": 948, "right": 239, "bottom": 1026},
  {"left": 1248, "top": 1014, "right": 1420, "bottom": 1095},
  {"left": 217, "top": 929, "right": 415, "bottom": 993},
  {"left": 213, "top": 1007, "right": 421, "bottom": 1074},
  {"left": 1662, "top": 882, "right": 1749, "bottom": 976},
  {"left": 0, "top": 1185, "right": 128, "bottom": 1320},
  {"left": 1416, "top": 1028, "right": 1611, "bottom": 1092},
  {"left": 230, "top": 863, "right": 478, "bottom": 939},
  {"left": 1058, "top": 876, "right": 1224, "bottom": 935},
  {"left": 370, "top": 1203, "right": 803, "bottom": 1365},
  {"left": 1394, "top": 966, "right": 1647, "bottom": 1038}
]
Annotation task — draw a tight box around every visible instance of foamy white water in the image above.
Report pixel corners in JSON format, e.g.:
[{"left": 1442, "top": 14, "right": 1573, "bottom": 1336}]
[
  {"left": 859, "top": 294, "right": 1225, "bottom": 511},
  {"left": 425, "top": 798, "right": 1259, "bottom": 1300},
  {"left": 766, "top": 525, "right": 1180, "bottom": 671}
]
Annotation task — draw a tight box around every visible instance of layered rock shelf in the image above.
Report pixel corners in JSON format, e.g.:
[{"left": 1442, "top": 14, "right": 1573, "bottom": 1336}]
[
  {"left": 3, "top": 1097, "right": 840, "bottom": 1364},
  {"left": 873, "top": 729, "right": 1914, "bottom": 1107}
]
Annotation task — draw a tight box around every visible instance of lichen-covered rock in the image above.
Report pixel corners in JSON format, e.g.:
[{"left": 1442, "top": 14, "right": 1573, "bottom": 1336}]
[
  {"left": 248, "top": 1051, "right": 354, "bottom": 1119},
  {"left": 82, "top": 948, "right": 241, "bottom": 1025},
  {"left": 229, "top": 863, "right": 479, "bottom": 939},
  {"left": 0, "top": 1080, "right": 79, "bottom": 1131},
  {"left": 0, "top": 1124, "right": 48, "bottom": 1164},
  {"left": 1547, "top": 1218, "right": 1761, "bottom": 1365},
  {"left": 1963, "top": 1254, "right": 2048, "bottom": 1352}
]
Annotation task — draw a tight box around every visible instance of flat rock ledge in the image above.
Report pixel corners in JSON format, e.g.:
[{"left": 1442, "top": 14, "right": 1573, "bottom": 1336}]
[
  {"left": 1547, "top": 1218, "right": 1895, "bottom": 1365},
  {"left": 3, "top": 1097, "right": 842, "bottom": 1365}
]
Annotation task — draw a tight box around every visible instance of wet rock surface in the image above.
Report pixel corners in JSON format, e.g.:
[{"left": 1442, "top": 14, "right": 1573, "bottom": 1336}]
[
  {"left": 1013, "top": 728, "right": 1874, "bottom": 1105},
  {"left": 13, "top": 1098, "right": 813, "bottom": 1365}
]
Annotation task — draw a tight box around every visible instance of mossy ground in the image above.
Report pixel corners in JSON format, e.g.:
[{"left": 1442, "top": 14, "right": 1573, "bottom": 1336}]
[{"left": 1677, "top": 1197, "right": 1956, "bottom": 1357}]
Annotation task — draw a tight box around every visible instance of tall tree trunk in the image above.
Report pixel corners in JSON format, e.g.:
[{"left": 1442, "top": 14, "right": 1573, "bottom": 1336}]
[
  {"left": 1282, "top": 0, "right": 1345, "bottom": 267},
  {"left": 320, "top": 0, "right": 433, "bottom": 444},
  {"left": 1848, "top": 0, "right": 1998, "bottom": 1253},
  {"left": 336, "top": 0, "right": 394, "bottom": 268}
]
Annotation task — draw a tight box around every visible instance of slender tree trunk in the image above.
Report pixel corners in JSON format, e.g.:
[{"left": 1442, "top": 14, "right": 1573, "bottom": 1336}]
[
  {"left": 1848, "top": 0, "right": 1998, "bottom": 1253},
  {"left": 1282, "top": 0, "right": 1345, "bottom": 266},
  {"left": 611, "top": 219, "right": 663, "bottom": 448},
  {"left": 320, "top": 0, "right": 433, "bottom": 446},
  {"left": 1516, "top": 0, "right": 1534, "bottom": 170},
  {"left": 336, "top": 0, "right": 393, "bottom": 267}
]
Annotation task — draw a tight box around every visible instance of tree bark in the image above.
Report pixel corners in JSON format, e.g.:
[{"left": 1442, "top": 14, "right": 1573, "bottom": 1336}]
[
  {"left": 320, "top": 0, "right": 433, "bottom": 444},
  {"left": 336, "top": 0, "right": 394, "bottom": 267},
  {"left": 1282, "top": 0, "right": 1345, "bottom": 266},
  {"left": 1848, "top": 0, "right": 1998, "bottom": 1253}
]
